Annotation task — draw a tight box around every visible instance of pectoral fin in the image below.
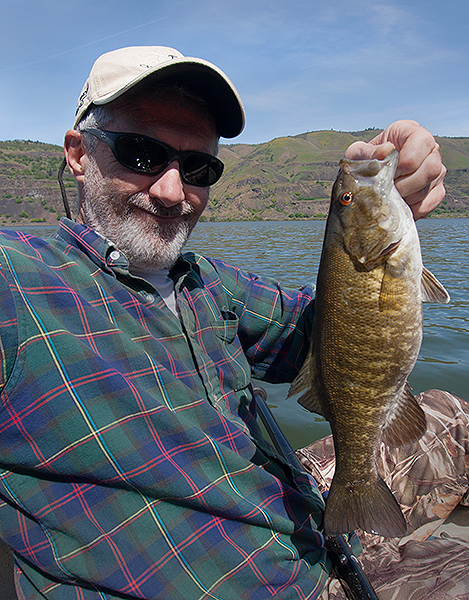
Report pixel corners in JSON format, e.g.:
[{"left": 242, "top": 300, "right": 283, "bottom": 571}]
[
  {"left": 288, "top": 345, "right": 324, "bottom": 416},
  {"left": 381, "top": 383, "right": 427, "bottom": 447},
  {"left": 421, "top": 266, "right": 450, "bottom": 304},
  {"left": 378, "top": 264, "right": 401, "bottom": 312}
]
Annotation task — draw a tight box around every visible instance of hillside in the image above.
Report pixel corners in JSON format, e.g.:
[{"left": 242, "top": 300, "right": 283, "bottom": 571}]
[
  {"left": 0, "top": 130, "right": 468, "bottom": 225},
  {"left": 0, "top": 140, "right": 77, "bottom": 224},
  {"left": 209, "top": 130, "right": 469, "bottom": 221}
]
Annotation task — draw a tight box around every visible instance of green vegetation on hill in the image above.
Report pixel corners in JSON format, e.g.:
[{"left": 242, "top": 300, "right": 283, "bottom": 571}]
[
  {"left": 0, "top": 140, "right": 77, "bottom": 224},
  {"left": 0, "top": 131, "right": 468, "bottom": 224}
]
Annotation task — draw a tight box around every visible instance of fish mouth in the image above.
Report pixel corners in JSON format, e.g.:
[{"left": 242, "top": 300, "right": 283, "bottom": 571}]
[{"left": 339, "top": 149, "right": 399, "bottom": 179}]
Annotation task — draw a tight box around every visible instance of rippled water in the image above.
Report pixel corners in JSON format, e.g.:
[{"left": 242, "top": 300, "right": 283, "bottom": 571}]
[{"left": 12, "top": 219, "right": 469, "bottom": 450}]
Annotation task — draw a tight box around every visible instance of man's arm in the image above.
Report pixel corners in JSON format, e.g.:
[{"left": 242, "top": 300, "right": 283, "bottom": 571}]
[
  {"left": 196, "top": 255, "right": 315, "bottom": 383},
  {"left": 0, "top": 264, "right": 18, "bottom": 391}
]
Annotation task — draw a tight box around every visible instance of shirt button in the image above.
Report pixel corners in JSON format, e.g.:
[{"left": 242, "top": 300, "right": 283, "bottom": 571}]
[
  {"left": 110, "top": 250, "right": 120, "bottom": 260},
  {"left": 146, "top": 294, "right": 155, "bottom": 303}
]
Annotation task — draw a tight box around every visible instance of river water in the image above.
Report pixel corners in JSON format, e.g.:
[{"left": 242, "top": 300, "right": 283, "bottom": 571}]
[{"left": 9, "top": 219, "right": 469, "bottom": 450}]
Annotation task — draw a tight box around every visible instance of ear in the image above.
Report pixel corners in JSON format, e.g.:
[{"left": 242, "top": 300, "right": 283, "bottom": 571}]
[{"left": 64, "top": 129, "right": 87, "bottom": 183}]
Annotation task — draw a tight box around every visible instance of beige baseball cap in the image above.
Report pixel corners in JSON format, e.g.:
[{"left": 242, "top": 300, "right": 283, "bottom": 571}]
[{"left": 74, "top": 46, "right": 245, "bottom": 138}]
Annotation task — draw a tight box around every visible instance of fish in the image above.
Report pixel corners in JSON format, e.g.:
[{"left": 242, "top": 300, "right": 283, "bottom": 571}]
[{"left": 289, "top": 149, "right": 450, "bottom": 538}]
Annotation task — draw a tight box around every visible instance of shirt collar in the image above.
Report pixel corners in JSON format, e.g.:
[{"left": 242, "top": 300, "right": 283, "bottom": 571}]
[{"left": 56, "top": 218, "right": 192, "bottom": 291}]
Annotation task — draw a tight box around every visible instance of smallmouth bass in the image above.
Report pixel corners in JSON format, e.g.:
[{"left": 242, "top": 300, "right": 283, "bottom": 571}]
[{"left": 290, "top": 150, "right": 450, "bottom": 538}]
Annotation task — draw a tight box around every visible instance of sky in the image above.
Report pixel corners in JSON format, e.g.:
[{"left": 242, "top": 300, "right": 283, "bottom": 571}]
[{"left": 1, "top": 0, "right": 468, "bottom": 146}]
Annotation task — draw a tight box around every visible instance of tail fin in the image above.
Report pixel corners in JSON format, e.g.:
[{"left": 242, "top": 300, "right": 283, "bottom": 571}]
[{"left": 325, "top": 476, "right": 407, "bottom": 538}]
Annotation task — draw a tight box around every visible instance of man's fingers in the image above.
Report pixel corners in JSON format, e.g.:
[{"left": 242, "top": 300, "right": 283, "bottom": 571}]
[
  {"left": 405, "top": 180, "right": 447, "bottom": 220},
  {"left": 395, "top": 148, "right": 446, "bottom": 201}
]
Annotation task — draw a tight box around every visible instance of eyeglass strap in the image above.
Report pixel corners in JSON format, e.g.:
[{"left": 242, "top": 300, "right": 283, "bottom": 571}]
[{"left": 58, "top": 158, "right": 72, "bottom": 220}]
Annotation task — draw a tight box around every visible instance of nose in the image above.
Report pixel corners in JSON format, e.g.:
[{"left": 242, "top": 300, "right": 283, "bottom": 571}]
[{"left": 148, "top": 161, "right": 185, "bottom": 207}]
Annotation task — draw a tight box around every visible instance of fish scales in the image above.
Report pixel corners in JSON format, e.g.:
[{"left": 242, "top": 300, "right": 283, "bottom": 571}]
[{"left": 289, "top": 149, "right": 450, "bottom": 538}]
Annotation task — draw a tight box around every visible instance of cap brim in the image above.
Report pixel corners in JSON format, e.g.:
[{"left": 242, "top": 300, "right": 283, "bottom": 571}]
[{"left": 77, "top": 56, "right": 245, "bottom": 139}]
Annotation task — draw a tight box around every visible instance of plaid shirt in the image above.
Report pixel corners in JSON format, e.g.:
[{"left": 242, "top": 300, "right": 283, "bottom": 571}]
[{"left": 0, "top": 219, "right": 328, "bottom": 599}]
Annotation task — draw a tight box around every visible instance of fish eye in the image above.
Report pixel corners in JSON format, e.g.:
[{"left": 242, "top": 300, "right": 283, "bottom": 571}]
[{"left": 340, "top": 192, "right": 353, "bottom": 206}]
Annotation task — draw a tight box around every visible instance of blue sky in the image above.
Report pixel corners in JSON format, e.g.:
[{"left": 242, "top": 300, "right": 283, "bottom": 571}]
[{"left": 1, "top": 0, "right": 468, "bottom": 146}]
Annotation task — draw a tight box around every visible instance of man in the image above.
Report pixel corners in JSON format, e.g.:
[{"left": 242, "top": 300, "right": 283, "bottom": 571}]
[{"left": 0, "top": 46, "right": 466, "bottom": 600}]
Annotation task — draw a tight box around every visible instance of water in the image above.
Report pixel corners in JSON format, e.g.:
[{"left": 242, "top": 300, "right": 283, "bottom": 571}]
[{"left": 9, "top": 219, "right": 469, "bottom": 450}]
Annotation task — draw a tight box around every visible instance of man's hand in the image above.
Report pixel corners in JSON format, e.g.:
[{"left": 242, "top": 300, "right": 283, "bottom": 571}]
[{"left": 344, "top": 120, "right": 446, "bottom": 220}]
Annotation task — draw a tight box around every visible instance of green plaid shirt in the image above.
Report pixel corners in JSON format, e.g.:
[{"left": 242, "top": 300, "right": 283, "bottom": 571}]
[{"left": 0, "top": 219, "right": 328, "bottom": 599}]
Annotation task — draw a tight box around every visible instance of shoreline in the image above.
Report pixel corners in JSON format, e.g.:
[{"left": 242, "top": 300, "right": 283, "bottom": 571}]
[{"left": 0, "top": 213, "right": 466, "bottom": 228}]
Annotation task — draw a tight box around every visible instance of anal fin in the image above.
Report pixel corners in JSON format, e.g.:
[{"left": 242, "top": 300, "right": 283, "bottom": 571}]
[{"left": 382, "top": 383, "right": 427, "bottom": 447}]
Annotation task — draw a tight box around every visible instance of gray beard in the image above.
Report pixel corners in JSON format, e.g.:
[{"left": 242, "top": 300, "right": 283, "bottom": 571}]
[{"left": 80, "top": 160, "right": 197, "bottom": 271}]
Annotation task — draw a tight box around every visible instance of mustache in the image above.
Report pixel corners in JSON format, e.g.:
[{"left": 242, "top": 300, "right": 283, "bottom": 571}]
[{"left": 128, "top": 195, "right": 195, "bottom": 219}]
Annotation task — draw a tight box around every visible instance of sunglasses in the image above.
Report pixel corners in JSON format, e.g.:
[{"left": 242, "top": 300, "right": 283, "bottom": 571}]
[{"left": 83, "top": 128, "right": 224, "bottom": 187}]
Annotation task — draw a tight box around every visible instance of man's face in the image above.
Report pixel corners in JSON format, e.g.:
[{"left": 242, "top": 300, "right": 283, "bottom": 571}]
[{"left": 77, "top": 93, "right": 218, "bottom": 271}]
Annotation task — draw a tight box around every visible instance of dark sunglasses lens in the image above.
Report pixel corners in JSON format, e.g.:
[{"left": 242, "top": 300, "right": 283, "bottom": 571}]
[
  {"left": 182, "top": 154, "right": 224, "bottom": 186},
  {"left": 111, "top": 133, "right": 223, "bottom": 185},
  {"left": 114, "top": 136, "right": 168, "bottom": 173}
]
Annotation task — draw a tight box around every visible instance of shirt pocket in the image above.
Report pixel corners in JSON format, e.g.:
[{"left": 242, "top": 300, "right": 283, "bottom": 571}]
[
  {"left": 211, "top": 310, "right": 239, "bottom": 343},
  {"left": 210, "top": 310, "right": 250, "bottom": 391}
]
